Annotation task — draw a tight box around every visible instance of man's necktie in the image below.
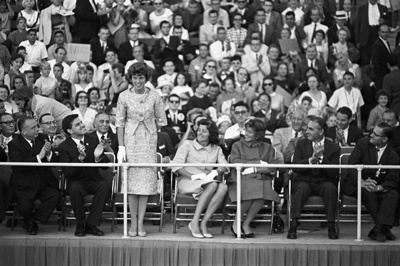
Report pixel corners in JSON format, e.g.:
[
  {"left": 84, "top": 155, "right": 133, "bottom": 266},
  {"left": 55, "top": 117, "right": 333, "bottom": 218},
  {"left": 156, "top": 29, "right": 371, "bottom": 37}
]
[
  {"left": 295, "top": 132, "right": 299, "bottom": 138},
  {"left": 30, "top": 140, "right": 35, "bottom": 147},
  {"left": 49, "top": 136, "right": 53, "bottom": 143},
  {"left": 386, "top": 41, "right": 392, "bottom": 54},
  {"left": 221, "top": 41, "right": 225, "bottom": 51},
  {"left": 311, "top": 23, "right": 317, "bottom": 43},
  {"left": 80, "top": 140, "right": 84, "bottom": 146}
]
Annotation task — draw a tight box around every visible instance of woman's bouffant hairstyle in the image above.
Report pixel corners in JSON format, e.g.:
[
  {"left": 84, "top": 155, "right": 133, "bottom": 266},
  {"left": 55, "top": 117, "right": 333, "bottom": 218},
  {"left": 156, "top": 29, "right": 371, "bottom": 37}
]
[
  {"left": 75, "top": 91, "right": 88, "bottom": 108},
  {"left": 245, "top": 119, "right": 266, "bottom": 141},
  {"left": 196, "top": 118, "right": 220, "bottom": 145},
  {"left": 126, "top": 62, "right": 153, "bottom": 83}
]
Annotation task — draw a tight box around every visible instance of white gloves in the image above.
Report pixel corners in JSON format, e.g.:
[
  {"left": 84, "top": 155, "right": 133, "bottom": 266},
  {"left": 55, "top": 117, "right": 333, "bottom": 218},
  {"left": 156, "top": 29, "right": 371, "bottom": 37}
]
[
  {"left": 206, "top": 170, "right": 219, "bottom": 180},
  {"left": 117, "top": 146, "right": 126, "bottom": 162},
  {"left": 191, "top": 170, "right": 219, "bottom": 182},
  {"left": 242, "top": 167, "right": 256, "bottom": 175}
]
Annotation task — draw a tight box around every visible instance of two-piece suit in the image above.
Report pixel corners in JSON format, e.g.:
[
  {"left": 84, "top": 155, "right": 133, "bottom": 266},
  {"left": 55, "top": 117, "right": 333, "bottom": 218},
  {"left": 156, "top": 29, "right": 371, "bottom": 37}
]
[
  {"left": 166, "top": 110, "right": 187, "bottom": 133},
  {"left": 327, "top": 24, "right": 341, "bottom": 46},
  {"left": 74, "top": 0, "right": 101, "bottom": 42},
  {"left": 245, "top": 23, "right": 277, "bottom": 46},
  {"left": 8, "top": 134, "right": 61, "bottom": 224},
  {"left": 58, "top": 135, "right": 111, "bottom": 226},
  {"left": 153, "top": 36, "right": 184, "bottom": 72},
  {"left": 383, "top": 69, "right": 400, "bottom": 116},
  {"left": 0, "top": 146, "right": 13, "bottom": 221},
  {"left": 87, "top": 131, "right": 118, "bottom": 158},
  {"left": 90, "top": 37, "right": 116, "bottom": 66},
  {"left": 343, "top": 138, "right": 399, "bottom": 226},
  {"left": 291, "top": 138, "right": 340, "bottom": 221},
  {"left": 371, "top": 38, "right": 392, "bottom": 89},
  {"left": 325, "top": 125, "right": 364, "bottom": 146},
  {"left": 266, "top": 11, "right": 283, "bottom": 33},
  {"left": 388, "top": 126, "right": 400, "bottom": 157},
  {"left": 294, "top": 57, "right": 329, "bottom": 85},
  {"left": 354, "top": 3, "right": 391, "bottom": 65},
  {"left": 118, "top": 40, "right": 150, "bottom": 65}
]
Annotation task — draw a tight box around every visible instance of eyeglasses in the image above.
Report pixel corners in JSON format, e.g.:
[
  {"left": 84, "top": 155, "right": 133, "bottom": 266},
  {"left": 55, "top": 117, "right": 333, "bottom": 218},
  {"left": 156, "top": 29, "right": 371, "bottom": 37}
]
[
  {"left": 78, "top": 96, "right": 88, "bottom": 99},
  {"left": 207, "top": 65, "right": 216, "bottom": 68},
  {"left": 0, "top": 120, "right": 15, "bottom": 126},
  {"left": 234, "top": 110, "right": 248, "bottom": 115},
  {"left": 154, "top": 2, "right": 163, "bottom": 5},
  {"left": 169, "top": 100, "right": 180, "bottom": 104},
  {"left": 263, "top": 83, "right": 273, "bottom": 86},
  {"left": 41, "top": 120, "right": 57, "bottom": 125}
]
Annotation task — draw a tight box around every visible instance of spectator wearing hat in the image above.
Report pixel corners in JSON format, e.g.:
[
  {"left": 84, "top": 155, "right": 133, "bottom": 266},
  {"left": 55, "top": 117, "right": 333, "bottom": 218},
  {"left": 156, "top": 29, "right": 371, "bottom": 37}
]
[{"left": 216, "top": 115, "right": 232, "bottom": 136}]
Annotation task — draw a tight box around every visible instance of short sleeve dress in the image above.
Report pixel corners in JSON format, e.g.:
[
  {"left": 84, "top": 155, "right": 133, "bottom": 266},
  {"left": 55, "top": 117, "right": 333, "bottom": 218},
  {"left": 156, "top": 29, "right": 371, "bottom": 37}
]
[{"left": 116, "top": 87, "right": 167, "bottom": 195}]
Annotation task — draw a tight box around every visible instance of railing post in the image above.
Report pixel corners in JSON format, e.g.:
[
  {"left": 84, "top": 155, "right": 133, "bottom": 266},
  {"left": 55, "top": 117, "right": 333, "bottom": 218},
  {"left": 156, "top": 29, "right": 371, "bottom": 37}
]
[
  {"left": 236, "top": 164, "right": 243, "bottom": 240},
  {"left": 122, "top": 164, "right": 129, "bottom": 238},
  {"left": 355, "top": 165, "right": 363, "bottom": 242}
]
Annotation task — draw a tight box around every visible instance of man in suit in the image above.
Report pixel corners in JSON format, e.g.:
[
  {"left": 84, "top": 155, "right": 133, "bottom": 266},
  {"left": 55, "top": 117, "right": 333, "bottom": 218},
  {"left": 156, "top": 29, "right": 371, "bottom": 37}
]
[
  {"left": 203, "top": 0, "right": 230, "bottom": 29},
  {"left": 343, "top": 123, "right": 399, "bottom": 242},
  {"left": 241, "top": 38, "right": 271, "bottom": 87},
  {"left": 209, "top": 27, "right": 237, "bottom": 62},
  {"left": 383, "top": 58, "right": 400, "bottom": 115},
  {"left": 39, "top": 113, "right": 66, "bottom": 150},
  {"left": 87, "top": 112, "right": 118, "bottom": 157},
  {"left": 263, "top": 0, "right": 283, "bottom": 33},
  {"left": 245, "top": 9, "right": 277, "bottom": 46},
  {"left": 294, "top": 44, "right": 329, "bottom": 85},
  {"left": 0, "top": 113, "right": 16, "bottom": 153},
  {"left": 303, "top": 7, "right": 329, "bottom": 45},
  {"left": 172, "top": 26, "right": 195, "bottom": 64},
  {"left": 371, "top": 24, "right": 392, "bottom": 90},
  {"left": 58, "top": 114, "right": 111, "bottom": 237},
  {"left": 182, "top": 1, "right": 203, "bottom": 38},
  {"left": 354, "top": 0, "right": 391, "bottom": 66},
  {"left": 157, "top": 131, "right": 176, "bottom": 163},
  {"left": 8, "top": 117, "right": 61, "bottom": 235},
  {"left": 90, "top": 26, "right": 116, "bottom": 67},
  {"left": 273, "top": 109, "right": 305, "bottom": 155},
  {"left": 199, "top": 10, "right": 221, "bottom": 45},
  {"left": 118, "top": 25, "right": 150, "bottom": 65},
  {"left": 287, "top": 116, "right": 340, "bottom": 240},
  {"left": 166, "top": 94, "right": 187, "bottom": 134},
  {"left": 325, "top": 107, "right": 364, "bottom": 147},
  {"left": 154, "top": 21, "right": 184, "bottom": 73},
  {"left": 232, "top": 0, "right": 255, "bottom": 28},
  {"left": 74, "top": 0, "right": 111, "bottom": 43}
]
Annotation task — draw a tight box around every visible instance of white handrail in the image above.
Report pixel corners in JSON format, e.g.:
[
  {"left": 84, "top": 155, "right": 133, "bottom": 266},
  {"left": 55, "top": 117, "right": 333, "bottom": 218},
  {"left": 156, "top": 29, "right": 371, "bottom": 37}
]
[{"left": 7, "top": 161, "right": 393, "bottom": 241}]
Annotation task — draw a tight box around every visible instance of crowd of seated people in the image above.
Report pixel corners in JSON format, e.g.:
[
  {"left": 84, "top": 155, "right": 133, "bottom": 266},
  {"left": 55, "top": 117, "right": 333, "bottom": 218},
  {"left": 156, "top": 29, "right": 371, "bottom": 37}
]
[{"left": 0, "top": 0, "right": 399, "bottom": 242}]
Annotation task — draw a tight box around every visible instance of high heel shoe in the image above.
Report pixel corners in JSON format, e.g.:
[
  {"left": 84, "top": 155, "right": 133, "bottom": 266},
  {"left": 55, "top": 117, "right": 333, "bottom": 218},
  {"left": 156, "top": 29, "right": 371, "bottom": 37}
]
[
  {"left": 128, "top": 226, "right": 137, "bottom": 237},
  {"left": 230, "top": 225, "right": 245, "bottom": 238},
  {"left": 202, "top": 231, "right": 213, "bottom": 238},
  {"left": 242, "top": 227, "right": 255, "bottom": 238},
  {"left": 189, "top": 222, "right": 204, "bottom": 238}
]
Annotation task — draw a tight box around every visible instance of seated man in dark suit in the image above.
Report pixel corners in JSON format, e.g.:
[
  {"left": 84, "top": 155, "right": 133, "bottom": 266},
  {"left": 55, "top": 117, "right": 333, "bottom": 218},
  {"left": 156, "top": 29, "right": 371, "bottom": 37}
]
[
  {"left": 39, "top": 113, "right": 66, "bottom": 150},
  {"left": 325, "top": 107, "right": 364, "bottom": 147},
  {"left": 287, "top": 116, "right": 340, "bottom": 240},
  {"left": 8, "top": 117, "right": 61, "bottom": 235},
  {"left": 342, "top": 123, "right": 399, "bottom": 242},
  {"left": 166, "top": 94, "right": 187, "bottom": 134},
  {"left": 87, "top": 112, "right": 118, "bottom": 157},
  {"left": 58, "top": 114, "right": 111, "bottom": 237}
]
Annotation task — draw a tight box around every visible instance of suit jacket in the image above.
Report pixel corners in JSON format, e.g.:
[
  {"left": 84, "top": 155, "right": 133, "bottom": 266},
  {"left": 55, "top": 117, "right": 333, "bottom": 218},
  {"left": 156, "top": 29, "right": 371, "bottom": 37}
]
[
  {"left": 245, "top": 23, "right": 277, "bottom": 46},
  {"left": 87, "top": 131, "right": 119, "bottom": 158},
  {"left": 266, "top": 11, "right": 283, "bottom": 34},
  {"left": 383, "top": 69, "right": 400, "bottom": 115},
  {"left": 182, "top": 11, "right": 203, "bottom": 35},
  {"left": 293, "top": 138, "right": 340, "bottom": 183},
  {"left": 153, "top": 36, "right": 184, "bottom": 72},
  {"left": 231, "top": 8, "right": 255, "bottom": 29},
  {"left": 8, "top": 134, "right": 59, "bottom": 199},
  {"left": 355, "top": 3, "right": 391, "bottom": 47},
  {"left": 294, "top": 57, "right": 329, "bottom": 85},
  {"left": 273, "top": 127, "right": 294, "bottom": 154},
  {"left": 327, "top": 24, "right": 340, "bottom": 46},
  {"left": 160, "top": 126, "right": 180, "bottom": 147},
  {"left": 157, "top": 132, "right": 176, "bottom": 160},
  {"left": 90, "top": 37, "right": 116, "bottom": 66},
  {"left": 74, "top": 0, "right": 100, "bottom": 39},
  {"left": 166, "top": 110, "right": 187, "bottom": 132},
  {"left": 388, "top": 126, "right": 400, "bottom": 157},
  {"left": 371, "top": 38, "right": 391, "bottom": 82},
  {"left": 325, "top": 125, "right": 364, "bottom": 146},
  {"left": 118, "top": 40, "right": 150, "bottom": 65},
  {"left": 343, "top": 137, "right": 400, "bottom": 196},
  {"left": 58, "top": 135, "right": 109, "bottom": 183}
]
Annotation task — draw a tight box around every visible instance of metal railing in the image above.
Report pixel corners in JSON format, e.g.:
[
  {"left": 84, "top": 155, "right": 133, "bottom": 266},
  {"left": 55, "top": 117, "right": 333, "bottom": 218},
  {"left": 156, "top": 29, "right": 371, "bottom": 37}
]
[{"left": 1, "top": 161, "right": 393, "bottom": 242}]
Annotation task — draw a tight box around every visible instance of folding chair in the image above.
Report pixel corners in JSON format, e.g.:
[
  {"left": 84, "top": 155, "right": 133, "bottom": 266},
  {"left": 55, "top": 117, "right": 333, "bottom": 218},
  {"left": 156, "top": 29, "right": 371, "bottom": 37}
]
[{"left": 62, "top": 152, "right": 117, "bottom": 231}]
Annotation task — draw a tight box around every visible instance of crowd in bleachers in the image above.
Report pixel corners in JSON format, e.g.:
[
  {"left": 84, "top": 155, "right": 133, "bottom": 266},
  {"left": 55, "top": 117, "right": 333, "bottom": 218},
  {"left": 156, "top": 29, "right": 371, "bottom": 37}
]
[{"left": 0, "top": 0, "right": 400, "bottom": 242}]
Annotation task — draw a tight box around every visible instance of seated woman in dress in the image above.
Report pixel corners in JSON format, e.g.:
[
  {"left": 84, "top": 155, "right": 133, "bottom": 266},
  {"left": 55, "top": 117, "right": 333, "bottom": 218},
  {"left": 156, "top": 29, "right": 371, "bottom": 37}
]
[
  {"left": 172, "top": 119, "right": 228, "bottom": 238},
  {"left": 228, "top": 119, "right": 280, "bottom": 237}
]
